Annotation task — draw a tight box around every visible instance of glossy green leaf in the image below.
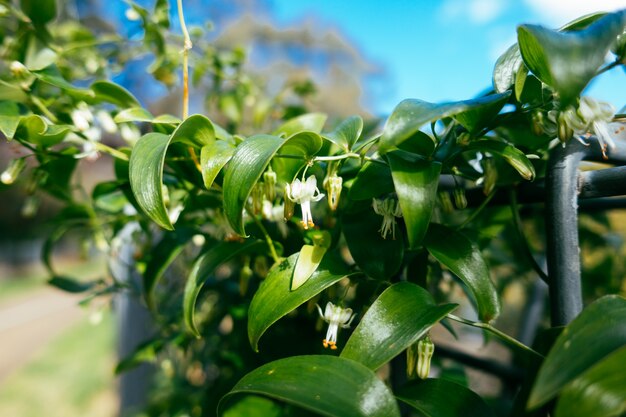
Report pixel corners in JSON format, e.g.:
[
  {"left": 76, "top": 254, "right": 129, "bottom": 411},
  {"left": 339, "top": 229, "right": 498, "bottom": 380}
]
[
  {"left": 21, "top": 0, "right": 56, "bottom": 25},
  {"left": 248, "top": 253, "right": 352, "bottom": 351},
  {"left": 184, "top": 240, "right": 265, "bottom": 337},
  {"left": 493, "top": 44, "right": 523, "bottom": 94},
  {"left": 342, "top": 202, "right": 404, "bottom": 280},
  {"left": 396, "top": 130, "right": 436, "bottom": 158},
  {"left": 396, "top": 378, "right": 496, "bottom": 417},
  {"left": 114, "top": 107, "right": 155, "bottom": 123},
  {"left": 129, "top": 116, "right": 215, "bottom": 229},
  {"left": 388, "top": 154, "right": 441, "bottom": 249},
  {"left": 341, "top": 282, "right": 457, "bottom": 370},
  {"left": 273, "top": 113, "right": 327, "bottom": 137},
  {"left": 517, "top": 11, "right": 626, "bottom": 105},
  {"left": 323, "top": 115, "right": 363, "bottom": 151},
  {"left": 143, "top": 228, "right": 195, "bottom": 310},
  {"left": 222, "top": 396, "right": 282, "bottom": 417},
  {"left": 0, "top": 115, "right": 20, "bottom": 140},
  {"left": 218, "top": 355, "right": 401, "bottom": 417},
  {"left": 200, "top": 141, "right": 235, "bottom": 189},
  {"left": 464, "top": 140, "right": 535, "bottom": 180},
  {"left": 90, "top": 81, "right": 141, "bottom": 108},
  {"left": 223, "top": 135, "right": 286, "bottom": 236},
  {"left": 273, "top": 131, "right": 323, "bottom": 183},
  {"left": 14, "top": 115, "right": 70, "bottom": 147},
  {"left": 349, "top": 161, "right": 394, "bottom": 201},
  {"left": 380, "top": 93, "right": 510, "bottom": 152},
  {"left": 424, "top": 223, "right": 500, "bottom": 322},
  {"left": 292, "top": 244, "right": 327, "bottom": 291},
  {"left": 48, "top": 276, "right": 96, "bottom": 293},
  {"left": 528, "top": 295, "right": 626, "bottom": 409},
  {"left": 25, "top": 38, "right": 56, "bottom": 71},
  {"left": 554, "top": 346, "right": 626, "bottom": 417}
]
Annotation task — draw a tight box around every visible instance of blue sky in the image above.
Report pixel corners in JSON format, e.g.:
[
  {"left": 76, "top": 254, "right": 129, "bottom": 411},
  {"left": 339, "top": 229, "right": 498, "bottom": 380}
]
[{"left": 270, "top": 0, "right": 625, "bottom": 116}]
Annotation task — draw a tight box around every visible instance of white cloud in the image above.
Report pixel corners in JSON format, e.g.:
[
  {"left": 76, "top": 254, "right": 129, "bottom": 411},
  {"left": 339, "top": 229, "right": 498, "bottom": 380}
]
[
  {"left": 440, "top": 0, "right": 507, "bottom": 25},
  {"left": 524, "top": 0, "right": 625, "bottom": 26}
]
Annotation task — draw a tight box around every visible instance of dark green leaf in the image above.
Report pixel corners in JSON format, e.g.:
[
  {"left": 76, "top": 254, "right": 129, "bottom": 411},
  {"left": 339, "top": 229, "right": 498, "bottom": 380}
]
[
  {"left": 424, "top": 223, "right": 500, "bottom": 322},
  {"left": 342, "top": 202, "right": 404, "bottom": 280},
  {"left": 218, "top": 355, "right": 401, "bottom": 417},
  {"left": 517, "top": 11, "right": 626, "bottom": 105},
  {"left": 90, "top": 81, "right": 141, "bottom": 108},
  {"left": 464, "top": 140, "right": 535, "bottom": 180},
  {"left": 273, "top": 113, "right": 327, "bottom": 137},
  {"left": 380, "top": 93, "right": 510, "bottom": 152},
  {"left": 48, "top": 276, "right": 96, "bottom": 293},
  {"left": 143, "top": 228, "right": 195, "bottom": 310},
  {"left": 200, "top": 141, "right": 235, "bottom": 189},
  {"left": 222, "top": 396, "right": 282, "bottom": 417},
  {"left": 528, "top": 295, "right": 626, "bottom": 409},
  {"left": 388, "top": 154, "right": 441, "bottom": 249},
  {"left": 248, "top": 253, "right": 352, "bottom": 351},
  {"left": 323, "top": 115, "right": 363, "bottom": 151},
  {"left": 129, "top": 115, "right": 215, "bottom": 229},
  {"left": 21, "top": 0, "right": 56, "bottom": 25},
  {"left": 223, "top": 135, "right": 286, "bottom": 236},
  {"left": 396, "top": 378, "right": 496, "bottom": 417},
  {"left": 349, "top": 161, "right": 394, "bottom": 201},
  {"left": 341, "top": 282, "right": 457, "bottom": 370},
  {"left": 32, "top": 68, "right": 93, "bottom": 99},
  {"left": 184, "top": 240, "right": 265, "bottom": 337},
  {"left": 554, "top": 346, "right": 626, "bottom": 417}
]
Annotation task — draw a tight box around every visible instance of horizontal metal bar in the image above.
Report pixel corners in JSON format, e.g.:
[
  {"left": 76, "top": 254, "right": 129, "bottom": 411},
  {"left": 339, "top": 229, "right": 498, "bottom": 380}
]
[
  {"left": 435, "top": 344, "right": 525, "bottom": 383},
  {"left": 579, "top": 166, "right": 626, "bottom": 199}
]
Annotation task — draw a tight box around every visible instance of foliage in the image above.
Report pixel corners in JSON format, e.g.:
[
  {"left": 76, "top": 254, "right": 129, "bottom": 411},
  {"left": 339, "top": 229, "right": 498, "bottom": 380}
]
[{"left": 1, "top": 1, "right": 626, "bottom": 416}]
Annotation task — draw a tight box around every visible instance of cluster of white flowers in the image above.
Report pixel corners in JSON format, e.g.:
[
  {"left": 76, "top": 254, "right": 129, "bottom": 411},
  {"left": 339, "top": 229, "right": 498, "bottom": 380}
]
[{"left": 372, "top": 197, "right": 403, "bottom": 239}]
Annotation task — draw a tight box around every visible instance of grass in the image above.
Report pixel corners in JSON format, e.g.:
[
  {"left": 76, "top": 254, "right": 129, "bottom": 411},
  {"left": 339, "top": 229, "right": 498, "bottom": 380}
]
[{"left": 0, "top": 312, "right": 117, "bottom": 417}]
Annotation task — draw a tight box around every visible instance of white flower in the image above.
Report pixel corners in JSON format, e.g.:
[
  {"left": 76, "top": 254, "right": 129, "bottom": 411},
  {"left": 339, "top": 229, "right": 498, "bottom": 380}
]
[
  {"left": 316, "top": 302, "right": 356, "bottom": 350},
  {"left": 568, "top": 97, "right": 617, "bottom": 159},
  {"left": 285, "top": 175, "right": 324, "bottom": 229},
  {"left": 372, "top": 197, "right": 403, "bottom": 239},
  {"left": 71, "top": 102, "right": 93, "bottom": 132}
]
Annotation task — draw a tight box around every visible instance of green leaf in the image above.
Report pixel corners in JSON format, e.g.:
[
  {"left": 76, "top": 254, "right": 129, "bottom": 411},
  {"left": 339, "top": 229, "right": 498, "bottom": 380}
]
[
  {"left": 248, "top": 253, "right": 352, "bottom": 352},
  {"left": 21, "top": 0, "right": 56, "bottom": 25},
  {"left": 292, "top": 244, "right": 327, "bottom": 291},
  {"left": 342, "top": 202, "right": 404, "bottom": 280},
  {"left": 341, "top": 282, "right": 457, "bottom": 370},
  {"left": 0, "top": 102, "right": 22, "bottom": 140},
  {"left": 14, "top": 115, "right": 70, "bottom": 147},
  {"left": 493, "top": 44, "right": 523, "bottom": 94},
  {"left": 32, "top": 68, "right": 94, "bottom": 99},
  {"left": 517, "top": 11, "right": 626, "bottom": 105},
  {"left": 272, "top": 131, "right": 323, "bottom": 183},
  {"left": 90, "top": 81, "right": 141, "bottom": 108},
  {"left": 114, "top": 107, "right": 154, "bottom": 123},
  {"left": 424, "top": 223, "right": 500, "bottom": 322},
  {"left": 200, "top": 141, "right": 235, "bottom": 189},
  {"left": 273, "top": 113, "right": 327, "bottom": 137},
  {"left": 528, "top": 295, "right": 626, "bottom": 409},
  {"left": 25, "top": 37, "right": 57, "bottom": 71},
  {"left": 48, "top": 276, "right": 96, "bottom": 293},
  {"left": 380, "top": 93, "right": 510, "bottom": 152},
  {"left": 349, "top": 161, "right": 394, "bottom": 201},
  {"left": 464, "top": 140, "right": 535, "bottom": 180},
  {"left": 218, "top": 355, "right": 401, "bottom": 417},
  {"left": 184, "top": 240, "right": 265, "bottom": 337},
  {"left": 223, "top": 135, "right": 286, "bottom": 236},
  {"left": 388, "top": 154, "right": 441, "bottom": 249},
  {"left": 129, "top": 116, "right": 215, "bottom": 229},
  {"left": 396, "top": 378, "right": 496, "bottom": 417},
  {"left": 222, "top": 396, "right": 282, "bottom": 417},
  {"left": 143, "top": 228, "right": 195, "bottom": 310},
  {"left": 323, "top": 115, "right": 363, "bottom": 151},
  {"left": 554, "top": 346, "right": 626, "bottom": 417}
]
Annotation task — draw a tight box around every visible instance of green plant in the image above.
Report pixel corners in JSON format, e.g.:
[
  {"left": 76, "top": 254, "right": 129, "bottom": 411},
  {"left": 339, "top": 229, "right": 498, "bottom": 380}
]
[{"left": 1, "top": 1, "right": 625, "bottom": 416}]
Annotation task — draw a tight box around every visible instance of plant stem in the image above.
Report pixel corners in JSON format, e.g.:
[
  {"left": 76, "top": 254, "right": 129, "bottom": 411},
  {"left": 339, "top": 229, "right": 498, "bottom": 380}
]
[
  {"left": 177, "top": 0, "right": 192, "bottom": 119},
  {"left": 447, "top": 313, "right": 543, "bottom": 358},
  {"left": 94, "top": 142, "right": 129, "bottom": 161},
  {"left": 246, "top": 207, "right": 279, "bottom": 263},
  {"left": 456, "top": 189, "right": 496, "bottom": 229},
  {"left": 31, "top": 96, "right": 58, "bottom": 123}
]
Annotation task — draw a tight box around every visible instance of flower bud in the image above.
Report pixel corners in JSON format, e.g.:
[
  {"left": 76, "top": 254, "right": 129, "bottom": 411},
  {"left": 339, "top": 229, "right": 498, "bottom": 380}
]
[
  {"left": 453, "top": 187, "right": 467, "bottom": 210},
  {"left": 10, "top": 61, "right": 28, "bottom": 78},
  {"left": 251, "top": 182, "right": 263, "bottom": 214},
  {"left": 557, "top": 111, "right": 573, "bottom": 144},
  {"left": 283, "top": 184, "right": 295, "bottom": 221},
  {"left": 482, "top": 159, "right": 497, "bottom": 196},
  {"left": 1, "top": 158, "right": 26, "bottom": 185},
  {"left": 263, "top": 170, "right": 277, "bottom": 202},
  {"left": 416, "top": 336, "right": 435, "bottom": 379},
  {"left": 323, "top": 174, "right": 343, "bottom": 211},
  {"left": 438, "top": 191, "right": 454, "bottom": 213},
  {"left": 531, "top": 111, "right": 544, "bottom": 136},
  {"left": 21, "top": 195, "right": 39, "bottom": 218}
]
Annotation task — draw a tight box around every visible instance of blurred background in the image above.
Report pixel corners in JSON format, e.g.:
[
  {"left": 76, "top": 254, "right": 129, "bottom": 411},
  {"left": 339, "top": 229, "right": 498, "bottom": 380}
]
[{"left": 0, "top": 0, "right": 624, "bottom": 416}]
